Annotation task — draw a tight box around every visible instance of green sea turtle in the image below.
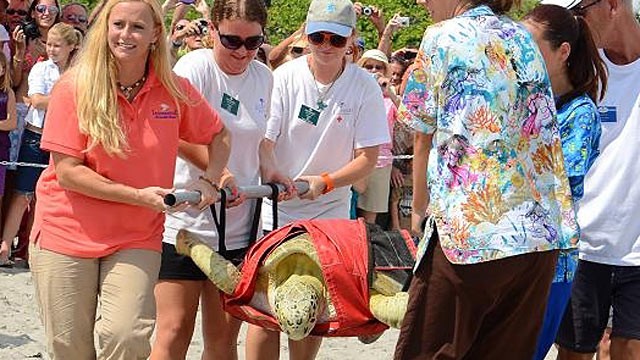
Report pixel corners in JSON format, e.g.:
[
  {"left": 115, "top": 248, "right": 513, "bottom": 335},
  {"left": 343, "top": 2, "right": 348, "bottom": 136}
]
[{"left": 175, "top": 221, "right": 414, "bottom": 341}]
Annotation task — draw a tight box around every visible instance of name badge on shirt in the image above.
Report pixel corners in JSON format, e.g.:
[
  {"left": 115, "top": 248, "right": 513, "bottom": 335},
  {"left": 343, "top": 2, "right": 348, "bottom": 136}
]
[
  {"left": 598, "top": 105, "right": 617, "bottom": 123},
  {"left": 221, "top": 93, "right": 240, "bottom": 116},
  {"left": 298, "top": 104, "right": 320, "bottom": 126}
]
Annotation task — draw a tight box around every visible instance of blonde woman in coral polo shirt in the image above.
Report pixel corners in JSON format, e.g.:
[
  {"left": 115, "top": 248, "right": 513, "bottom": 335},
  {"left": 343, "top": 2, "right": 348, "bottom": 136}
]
[{"left": 27, "top": 0, "right": 231, "bottom": 359}]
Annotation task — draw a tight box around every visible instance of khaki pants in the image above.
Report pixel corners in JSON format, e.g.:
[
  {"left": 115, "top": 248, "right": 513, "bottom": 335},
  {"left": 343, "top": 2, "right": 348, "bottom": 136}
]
[
  {"left": 30, "top": 242, "right": 161, "bottom": 360},
  {"left": 357, "top": 165, "right": 393, "bottom": 213}
]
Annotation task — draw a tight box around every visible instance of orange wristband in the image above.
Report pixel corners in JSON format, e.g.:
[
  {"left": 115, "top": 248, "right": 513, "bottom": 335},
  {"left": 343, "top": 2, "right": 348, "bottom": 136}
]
[{"left": 320, "top": 172, "right": 335, "bottom": 194}]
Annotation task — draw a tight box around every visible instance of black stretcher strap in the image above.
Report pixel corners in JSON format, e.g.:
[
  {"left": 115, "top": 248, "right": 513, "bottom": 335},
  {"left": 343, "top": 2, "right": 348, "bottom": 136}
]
[
  {"left": 216, "top": 183, "right": 281, "bottom": 251},
  {"left": 248, "top": 197, "right": 263, "bottom": 245},
  {"left": 211, "top": 189, "right": 227, "bottom": 255},
  {"left": 266, "top": 183, "right": 279, "bottom": 231}
]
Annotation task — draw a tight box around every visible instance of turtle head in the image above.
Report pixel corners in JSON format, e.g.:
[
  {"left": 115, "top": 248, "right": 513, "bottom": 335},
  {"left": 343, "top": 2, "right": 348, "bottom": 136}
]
[{"left": 273, "top": 274, "right": 325, "bottom": 341}]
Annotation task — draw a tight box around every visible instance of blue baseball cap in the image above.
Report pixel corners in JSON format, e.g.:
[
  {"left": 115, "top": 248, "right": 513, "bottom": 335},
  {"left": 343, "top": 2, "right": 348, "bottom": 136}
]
[{"left": 305, "top": 0, "right": 356, "bottom": 37}]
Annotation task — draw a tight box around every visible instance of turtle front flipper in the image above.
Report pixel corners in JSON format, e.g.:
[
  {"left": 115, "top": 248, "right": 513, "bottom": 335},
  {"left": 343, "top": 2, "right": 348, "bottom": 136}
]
[
  {"left": 176, "top": 229, "right": 241, "bottom": 295},
  {"left": 369, "top": 290, "right": 409, "bottom": 329}
]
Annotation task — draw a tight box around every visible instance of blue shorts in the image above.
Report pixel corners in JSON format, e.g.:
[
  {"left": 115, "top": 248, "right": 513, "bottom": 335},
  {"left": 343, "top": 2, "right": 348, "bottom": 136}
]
[
  {"left": 533, "top": 281, "right": 573, "bottom": 360},
  {"left": 14, "top": 129, "right": 49, "bottom": 194}
]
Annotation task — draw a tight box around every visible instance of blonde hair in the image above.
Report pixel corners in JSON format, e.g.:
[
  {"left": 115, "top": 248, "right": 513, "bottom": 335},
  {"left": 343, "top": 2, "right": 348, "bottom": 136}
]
[
  {"left": 0, "top": 53, "right": 11, "bottom": 92},
  {"left": 74, "top": 0, "right": 189, "bottom": 156},
  {"left": 48, "top": 23, "right": 83, "bottom": 64}
]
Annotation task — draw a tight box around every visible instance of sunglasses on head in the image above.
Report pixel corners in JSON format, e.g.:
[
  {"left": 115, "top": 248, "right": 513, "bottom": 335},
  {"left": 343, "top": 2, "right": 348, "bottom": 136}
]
[
  {"left": 307, "top": 32, "right": 348, "bottom": 48},
  {"left": 35, "top": 4, "right": 59, "bottom": 15},
  {"left": 217, "top": 30, "right": 265, "bottom": 51},
  {"left": 571, "top": 0, "right": 602, "bottom": 15},
  {"left": 64, "top": 13, "right": 87, "bottom": 23},
  {"left": 6, "top": 8, "right": 28, "bottom": 16},
  {"left": 364, "top": 64, "right": 385, "bottom": 71}
]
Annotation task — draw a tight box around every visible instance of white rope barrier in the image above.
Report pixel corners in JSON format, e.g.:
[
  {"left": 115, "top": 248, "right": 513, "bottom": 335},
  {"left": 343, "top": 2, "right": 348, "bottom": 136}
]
[
  {"left": 0, "top": 155, "right": 414, "bottom": 169},
  {"left": 379, "top": 155, "right": 414, "bottom": 160},
  {"left": 0, "top": 161, "right": 48, "bottom": 168}
]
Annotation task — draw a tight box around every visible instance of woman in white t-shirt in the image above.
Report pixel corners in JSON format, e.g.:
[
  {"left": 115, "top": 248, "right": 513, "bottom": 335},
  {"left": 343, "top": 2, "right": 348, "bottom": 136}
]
[
  {"left": 248, "top": 0, "right": 390, "bottom": 358},
  {"left": 151, "top": 0, "right": 290, "bottom": 359}
]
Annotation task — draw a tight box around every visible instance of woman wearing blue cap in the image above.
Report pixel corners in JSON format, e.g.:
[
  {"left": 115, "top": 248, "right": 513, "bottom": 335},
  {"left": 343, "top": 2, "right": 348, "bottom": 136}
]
[{"left": 248, "top": 0, "right": 390, "bottom": 358}]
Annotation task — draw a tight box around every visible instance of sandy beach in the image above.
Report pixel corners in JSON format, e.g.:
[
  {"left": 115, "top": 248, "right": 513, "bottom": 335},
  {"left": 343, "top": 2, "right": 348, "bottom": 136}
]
[{"left": 1, "top": 266, "right": 559, "bottom": 359}]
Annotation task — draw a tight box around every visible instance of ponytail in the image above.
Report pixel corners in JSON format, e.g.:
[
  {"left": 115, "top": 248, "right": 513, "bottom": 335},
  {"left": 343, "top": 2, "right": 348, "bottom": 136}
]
[
  {"left": 523, "top": 4, "right": 608, "bottom": 107},
  {"left": 69, "top": 28, "right": 84, "bottom": 65},
  {"left": 567, "top": 16, "right": 607, "bottom": 103}
]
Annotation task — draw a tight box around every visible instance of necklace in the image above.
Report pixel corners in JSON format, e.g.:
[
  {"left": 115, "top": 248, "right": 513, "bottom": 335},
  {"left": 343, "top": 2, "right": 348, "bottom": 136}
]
[
  {"left": 117, "top": 75, "right": 147, "bottom": 99},
  {"left": 214, "top": 50, "right": 250, "bottom": 99},
  {"left": 309, "top": 58, "right": 345, "bottom": 112}
]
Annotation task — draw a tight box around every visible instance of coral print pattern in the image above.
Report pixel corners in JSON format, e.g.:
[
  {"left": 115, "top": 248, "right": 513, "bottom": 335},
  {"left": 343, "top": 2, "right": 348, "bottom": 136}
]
[{"left": 400, "top": 5, "right": 578, "bottom": 265}]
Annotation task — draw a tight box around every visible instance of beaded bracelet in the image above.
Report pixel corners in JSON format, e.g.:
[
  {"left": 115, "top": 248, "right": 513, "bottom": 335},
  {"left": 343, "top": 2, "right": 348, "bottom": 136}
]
[{"left": 198, "top": 175, "right": 219, "bottom": 191}]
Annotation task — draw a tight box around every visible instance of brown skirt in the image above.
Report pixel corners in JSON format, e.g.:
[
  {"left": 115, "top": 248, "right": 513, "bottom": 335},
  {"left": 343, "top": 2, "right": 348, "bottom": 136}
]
[{"left": 394, "top": 231, "right": 558, "bottom": 360}]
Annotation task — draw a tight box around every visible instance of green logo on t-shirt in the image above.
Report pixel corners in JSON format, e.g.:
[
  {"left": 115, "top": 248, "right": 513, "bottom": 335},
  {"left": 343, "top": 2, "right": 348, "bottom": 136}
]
[
  {"left": 298, "top": 104, "right": 320, "bottom": 126},
  {"left": 221, "top": 93, "right": 240, "bottom": 116}
]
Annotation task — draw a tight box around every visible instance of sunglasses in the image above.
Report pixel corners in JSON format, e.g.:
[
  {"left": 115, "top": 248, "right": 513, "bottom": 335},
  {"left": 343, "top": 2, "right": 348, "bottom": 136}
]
[
  {"left": 291, "top": 46, "right": 305, "bottom": 55},
  {"left": 35, "top": 4, "right": 59, "bottom": 15},
  {"left": 6, "top": 8, "right": 28, "bottom": 16},
  {"left": 307, "top": 32, "right": 348, "bottom": 48},
  {"left": 217, "top": 31, "right": 265, "bottom": 51},
  {"left": 571, "top": 0, "right": 602, "bottom": 15},
  {"left": 64, "top": 14, "right": 87, "bottom": 23},
  {"left": 364, "top": 64, "right": 385, "bottom": 71}
]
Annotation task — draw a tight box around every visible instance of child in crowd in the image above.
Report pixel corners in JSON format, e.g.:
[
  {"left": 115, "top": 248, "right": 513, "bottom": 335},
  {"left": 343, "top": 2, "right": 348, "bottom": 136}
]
[{"left": 0, "top": 52, "right": 18, "bottom": 267}]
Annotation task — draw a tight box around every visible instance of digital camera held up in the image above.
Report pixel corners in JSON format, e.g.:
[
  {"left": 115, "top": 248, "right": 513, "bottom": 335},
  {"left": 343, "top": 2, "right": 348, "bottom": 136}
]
[
  {"left": 362, "top": 6, "right": 373, "bottom": 16},
  {"left": 396, "top": 16, "right": 410, "bottom": 27},
  {"left": 20, "top": 19, "right": 41, "bottom": 41},
  {"left": 195, "top": 19, "right": 209, "bottom": 35}
]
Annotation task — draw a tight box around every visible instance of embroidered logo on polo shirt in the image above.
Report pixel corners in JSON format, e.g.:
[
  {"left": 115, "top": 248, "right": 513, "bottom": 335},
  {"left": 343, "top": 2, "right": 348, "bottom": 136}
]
[{"left": 152, "top": 103, "right": 178, "bottom": 119}]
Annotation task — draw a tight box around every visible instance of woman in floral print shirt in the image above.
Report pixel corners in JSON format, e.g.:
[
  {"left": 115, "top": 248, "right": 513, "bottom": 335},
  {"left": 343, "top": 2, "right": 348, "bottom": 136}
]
[{"left": 393, "top": 0, "right": 579, "bottom": 358}]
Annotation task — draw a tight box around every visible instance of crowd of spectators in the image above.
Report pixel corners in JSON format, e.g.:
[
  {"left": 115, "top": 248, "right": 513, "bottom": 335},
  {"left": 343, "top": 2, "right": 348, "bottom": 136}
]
[
  {"left": 1, "top": 0, "right": 638, "bottom": 359},
  {"left": 0, "top": 0, "right": 420, "bottom": 268}
]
